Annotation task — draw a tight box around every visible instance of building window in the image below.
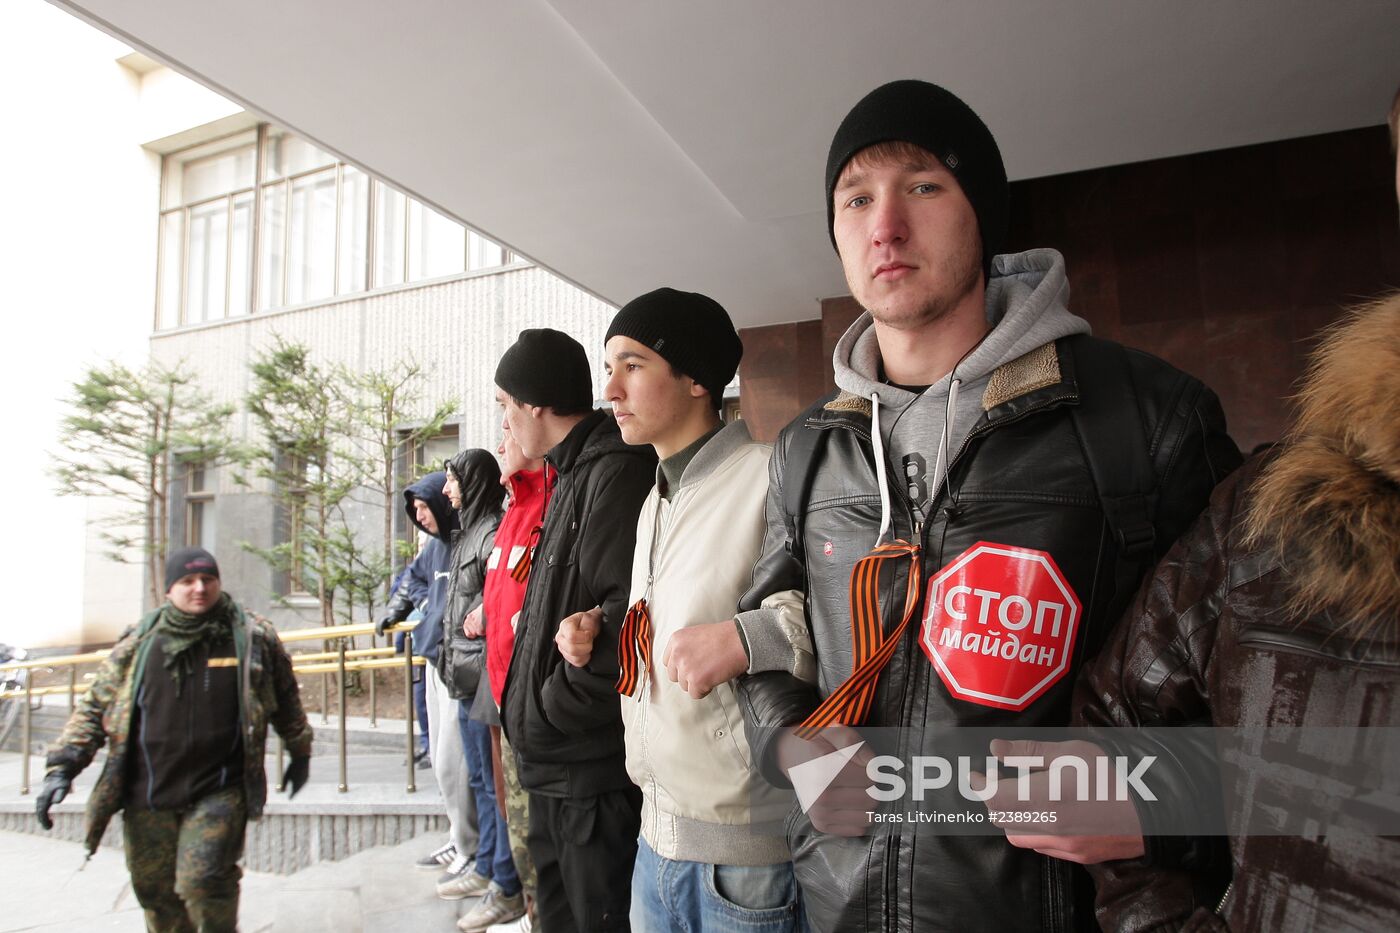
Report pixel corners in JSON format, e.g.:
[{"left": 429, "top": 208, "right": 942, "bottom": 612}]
[
  {"left": 179, "top": 461, "right": 217, "bottom": 553},
  {"left": 158, "top": 131, "right": 257, "bottom": 328},
  {"left": 157, "top": 125, "right": 517, "bottom": 331}
]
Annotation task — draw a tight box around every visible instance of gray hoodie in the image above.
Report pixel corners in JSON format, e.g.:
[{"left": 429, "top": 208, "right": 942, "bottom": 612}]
[{"left": 832, "top": 248, "right": 1090, "bottom": 529}]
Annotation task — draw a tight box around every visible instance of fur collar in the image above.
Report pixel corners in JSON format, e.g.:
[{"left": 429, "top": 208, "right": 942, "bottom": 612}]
[{"left": 1247, "top": 292, "right": 1400, "bottom": 628}]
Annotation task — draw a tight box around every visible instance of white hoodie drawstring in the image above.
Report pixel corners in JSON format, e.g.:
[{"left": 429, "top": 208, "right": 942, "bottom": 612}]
[
  {"left": 871, "top": 391, "right": 891, "bottom": 547},
  {"left": 875, "top": 377, "right": 960, "bottom": 547},
  {"left": 931, "top": 378, "right": 961, "bottom": 504}
]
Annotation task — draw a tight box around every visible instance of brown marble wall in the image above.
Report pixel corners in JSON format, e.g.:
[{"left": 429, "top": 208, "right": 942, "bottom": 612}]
[
  {"left": 738, "top": 125, "right": 1400, "bottom": 448},
  {"left": 735, "top": 318, "right": 826, "bottom": 442}
]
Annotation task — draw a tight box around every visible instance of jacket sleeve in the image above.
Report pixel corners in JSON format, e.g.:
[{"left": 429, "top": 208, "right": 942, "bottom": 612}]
[
  {"left": 1073, "top": 466, "right": 1253, "bottom": 931},
  {"left": 538, "top": 456, "right": 653, "bottom": 736},
  {"left": 402, "top": 548, "right": 432, "bottom": 608},
  {"left": 734, "top": 426, "right": 823, "bottom": 787},
  {"left": 44, "top": 632, "right": 138, "bottom": 777},
  {"left": 263, "top": 624, "right": 315, "bottom": 758},
  {"left": 465, "top": 521, "right": 498, "bottom": 618},
  {"left": 1142, "top": 366, "right": 1242, "bottom": 563}
]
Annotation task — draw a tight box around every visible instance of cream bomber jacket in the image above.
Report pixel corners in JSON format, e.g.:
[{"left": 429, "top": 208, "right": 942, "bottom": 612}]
[{"left": 620, "top": 419, "right": 814, "bottom": 866}]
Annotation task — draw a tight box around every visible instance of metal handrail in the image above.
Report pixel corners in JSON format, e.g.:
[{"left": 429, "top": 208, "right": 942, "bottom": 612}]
[
  {"left": 0, "top": 655, "right": 419, "bottom": 699},
  {"left": 0, "top": 650, "right": 111, "bottom": 672},
  {"left": 7, "top": 621, "right": 425, "bottom": 795}
]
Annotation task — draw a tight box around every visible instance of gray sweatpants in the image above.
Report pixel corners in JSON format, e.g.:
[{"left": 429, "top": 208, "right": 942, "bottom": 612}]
[{"left": 425, "top": 663, "right": 478, "bottom": 860}]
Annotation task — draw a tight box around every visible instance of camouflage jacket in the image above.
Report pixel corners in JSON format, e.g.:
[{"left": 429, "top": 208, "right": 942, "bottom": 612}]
[{"left": 45, "top": 601, "right": 313, "bottom": 854}]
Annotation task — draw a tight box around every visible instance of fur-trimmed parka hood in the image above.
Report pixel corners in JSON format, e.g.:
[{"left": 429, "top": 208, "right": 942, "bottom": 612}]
[{"left": 1247, "top": 292, "right": 1400, "bottom": 629}]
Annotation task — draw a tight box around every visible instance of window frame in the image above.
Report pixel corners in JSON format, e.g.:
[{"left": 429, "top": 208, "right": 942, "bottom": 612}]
[{"left": 155, "top": 124, "right": 518, "bottom": 332}]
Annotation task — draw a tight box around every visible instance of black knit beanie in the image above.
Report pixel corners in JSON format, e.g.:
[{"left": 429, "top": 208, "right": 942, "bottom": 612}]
[
  {"left": 165, "top": 547, "right": 219, "bottom": 591},
  {"left": 605, "top": 288, "right": 743, "bottom": 404},
  {"left": 494, "top": 328, "right": 593, "bottom": 412},
  {"left": 825, "top": 79, "right": 1008, "bottom": 277}
]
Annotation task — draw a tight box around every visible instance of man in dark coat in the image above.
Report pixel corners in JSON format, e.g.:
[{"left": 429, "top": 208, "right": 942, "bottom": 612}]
[
  {"left": 37, "top": 547, "right": 311, "bottom": 932},
  {"left": 494, "top": 328, "right": 656, "bottom": 933}
]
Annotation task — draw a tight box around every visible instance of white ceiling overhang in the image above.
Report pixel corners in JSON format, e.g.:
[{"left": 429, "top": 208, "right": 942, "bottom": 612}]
[{"left": 49, "top": 0, "right": 1400, "bottom": 326}]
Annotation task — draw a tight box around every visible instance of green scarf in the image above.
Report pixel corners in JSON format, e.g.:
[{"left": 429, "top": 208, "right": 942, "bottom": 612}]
[{"left": 157, "top": 591, "right": 237, "bottom": 694}]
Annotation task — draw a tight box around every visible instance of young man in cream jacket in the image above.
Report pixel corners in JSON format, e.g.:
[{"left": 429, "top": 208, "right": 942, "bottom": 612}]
[{"left": 555, "top": 288, "right": 813, "bottom": 932}]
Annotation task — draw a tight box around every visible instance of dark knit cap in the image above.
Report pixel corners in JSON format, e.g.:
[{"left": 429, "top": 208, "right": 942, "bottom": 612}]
[
  {"left": 494, "top": 328, "right": 593, "bottom": 411},
  {"left": 605, "top": 288, "right": 743, "bottom": 403},
  {"left": 825, "top": 79, "right": 1008, "bottom": 277},
  {"left": 165, "top": 547, "right": 219, "bottom": 591}
]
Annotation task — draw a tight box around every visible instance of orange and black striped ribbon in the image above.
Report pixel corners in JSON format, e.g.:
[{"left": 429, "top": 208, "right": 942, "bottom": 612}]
[
  {"left": 615, "top": 598, "right": 654, "bottom": 697},
  {"left": 509, "top": 465, "right": 556, "bottom": 586},
  {"left": 795, "top": 540, "right": 922, "bottom": 739},
  {"left": 509, "top": 523, "right": 542, "bottom": 584}
]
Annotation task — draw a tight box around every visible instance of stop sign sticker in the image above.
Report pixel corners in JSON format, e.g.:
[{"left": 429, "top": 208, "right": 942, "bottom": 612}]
[{"left": 920, "top": 541, "right": 1082, "bottom": 711}]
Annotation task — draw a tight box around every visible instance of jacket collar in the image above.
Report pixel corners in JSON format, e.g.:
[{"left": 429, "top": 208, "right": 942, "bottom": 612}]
[
  {"left": 809, "top": 338, "right": 1079, "bottom": 430},
  {"left": 545, "top": 408, "right": 607, "bottom": 475},
  {"left": 1246, "top": 291, "right": 1400, "bottom": 629},
  {"left": 661, "top": 419, "right": 754, "bottom": 491},
  {"left": 507, "top": 466, "right": 547, "bottom": 504}
]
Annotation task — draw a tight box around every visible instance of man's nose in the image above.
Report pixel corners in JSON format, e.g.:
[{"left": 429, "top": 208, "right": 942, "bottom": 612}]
[
  {"left": 870, "top": 198, "right": 909, "bottom": 248},
  {"left": 603, "top": 369, "right": 623, "bottom": 401}
]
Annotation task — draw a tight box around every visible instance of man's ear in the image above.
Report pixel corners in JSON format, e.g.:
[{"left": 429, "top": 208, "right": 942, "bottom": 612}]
[
  {"left": 528, "top": 404, "right": 545, "bottom": 420},
  {"left": 688, "top": 379, "right": 708, "bottom": 401}
]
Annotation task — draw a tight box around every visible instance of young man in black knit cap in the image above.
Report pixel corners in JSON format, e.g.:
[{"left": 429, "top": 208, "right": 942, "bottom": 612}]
[
  {"left": 37, "top": 548, "right": 311, "bottom": 932},
  {"left": 734, "top": 80, "right": 1241, "bottom": 931},
  {"left": 494, "top": 327, "right": 656, "bottom": 933},
  {"left": 554, "top": 289, "right": 813, "bottom": 932}
]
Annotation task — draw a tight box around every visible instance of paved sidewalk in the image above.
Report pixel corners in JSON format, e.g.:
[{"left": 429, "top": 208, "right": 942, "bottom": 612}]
[{"left": 0, "top": 829, "right": 522, "bottom": 933}]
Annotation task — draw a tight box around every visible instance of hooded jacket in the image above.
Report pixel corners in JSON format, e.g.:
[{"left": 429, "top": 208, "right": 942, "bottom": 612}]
[
  {"left": 403, "top": 470, "right": 458, "bottom": 667},
  {"left": 483, "top": 466, "right": 547, "bottom": 706},
  {"left": 45, "top": 601, "right": 312, "bottom": 855},
  {"left": 438, "top": 449, "right": 505, "bottom": 700},
  {"left": 1078, "top": 292, "right": 1400, "bottom": 933},
  {"left": 500, "top": 409, "right": 657, "bottom": 797},
  {"left": 735, "top": 248, "right": 1242, "bottom": 933}
]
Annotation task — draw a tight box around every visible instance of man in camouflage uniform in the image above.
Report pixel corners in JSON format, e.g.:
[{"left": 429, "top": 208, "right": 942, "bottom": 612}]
[{"left": 36, "top": 547, "right": 312, "bottom": 933}]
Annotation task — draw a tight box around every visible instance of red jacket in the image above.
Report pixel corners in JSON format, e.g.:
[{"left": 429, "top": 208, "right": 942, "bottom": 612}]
[{"left": 483, "top": 467, "right": 547, "bottom": 705}]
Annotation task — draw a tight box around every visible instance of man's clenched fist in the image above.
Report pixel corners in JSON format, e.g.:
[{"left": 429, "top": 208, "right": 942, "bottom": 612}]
[
  {"left": 556, "top": 606, "right": 602, "bottom": 668},
  {"left": 662, "top": 620, "right": 749, "bottom": 700}
]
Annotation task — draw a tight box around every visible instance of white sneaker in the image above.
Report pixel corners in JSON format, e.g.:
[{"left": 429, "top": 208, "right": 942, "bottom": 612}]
[
  {"left": 415, "top": 841, "right": 457, "bottom": 871},
  {"left": 436, "top": 854, "right": 471, "bottom": 885},
  {"left": 437, "top": 860, "right": 492, "bottom": 900},
  {"left": 456, "top": 882, "right": 526, "bottom": 931}
]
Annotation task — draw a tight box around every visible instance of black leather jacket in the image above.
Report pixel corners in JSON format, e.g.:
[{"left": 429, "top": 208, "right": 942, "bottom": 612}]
[
  {"left": 737, "top": 335, "right": 1241, "bottom": 933},
  {"left": 501, "top": 410, "right": 657, "bottom": 797},
  {"left": 439, "top": 448, "right": 504, "bottom": 700},
  {"left": 439, "top": 511, "right": 500, "bottom": 699}
]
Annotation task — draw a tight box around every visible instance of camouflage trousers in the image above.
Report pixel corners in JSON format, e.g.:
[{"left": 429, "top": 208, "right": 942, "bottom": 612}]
[
  {"left": 497, "top": 731, "right": 536, "bottom": 897},
  {"left": 122, "top": 785, "right": 247, "bottom": 933}
]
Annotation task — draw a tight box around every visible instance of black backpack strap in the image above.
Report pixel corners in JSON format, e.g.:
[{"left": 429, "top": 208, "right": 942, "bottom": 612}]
[
  {"left": 782, "top": 423, "right": 827, "bottom": 566},
  {"left": 1068, "top": 338, "right": 1159, "bottom": 600}
]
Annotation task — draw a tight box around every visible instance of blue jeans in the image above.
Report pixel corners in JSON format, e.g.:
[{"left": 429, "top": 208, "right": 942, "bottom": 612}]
[
  {"left": 630, "top": 836, "right": 802, "bottom": 932},
  {"left": 459, "top": 706, "right": 520, "bottom": 896}
]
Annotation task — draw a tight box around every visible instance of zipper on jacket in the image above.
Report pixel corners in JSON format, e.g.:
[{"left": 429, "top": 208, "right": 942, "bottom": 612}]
[
  {"left": 1215, "top": 880, "right": 1234, "bottom": 915},
  {"left": 634, "top": 496, "right": 672, "bottom": 845},
  {"left": 823, "top": 389, "right": 1077, "bottom": 931}
]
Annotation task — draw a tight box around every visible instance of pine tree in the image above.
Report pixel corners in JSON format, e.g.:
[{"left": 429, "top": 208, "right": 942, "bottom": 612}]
[
  {"left": 244, "top": 338, "right": 362, "bottom": 629},
  {"left": 52, "top": 360, "right": 238, "bottom": 608}
]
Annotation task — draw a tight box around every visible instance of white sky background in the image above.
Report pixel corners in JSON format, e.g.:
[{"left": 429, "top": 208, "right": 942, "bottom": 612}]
[{"left": 0, "top": 1, "right": 158, "bottom": 647}]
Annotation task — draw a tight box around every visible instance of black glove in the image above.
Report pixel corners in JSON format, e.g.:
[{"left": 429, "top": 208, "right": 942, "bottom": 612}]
[
  {"left": 36, "top": 772, "right": 72, "bottom": 830},
  {"left": 376, "top": 586, "right": 415, "bottom": 637},
  {"left": 282, "top": 756, "right": 310, "bottom": 799}
]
